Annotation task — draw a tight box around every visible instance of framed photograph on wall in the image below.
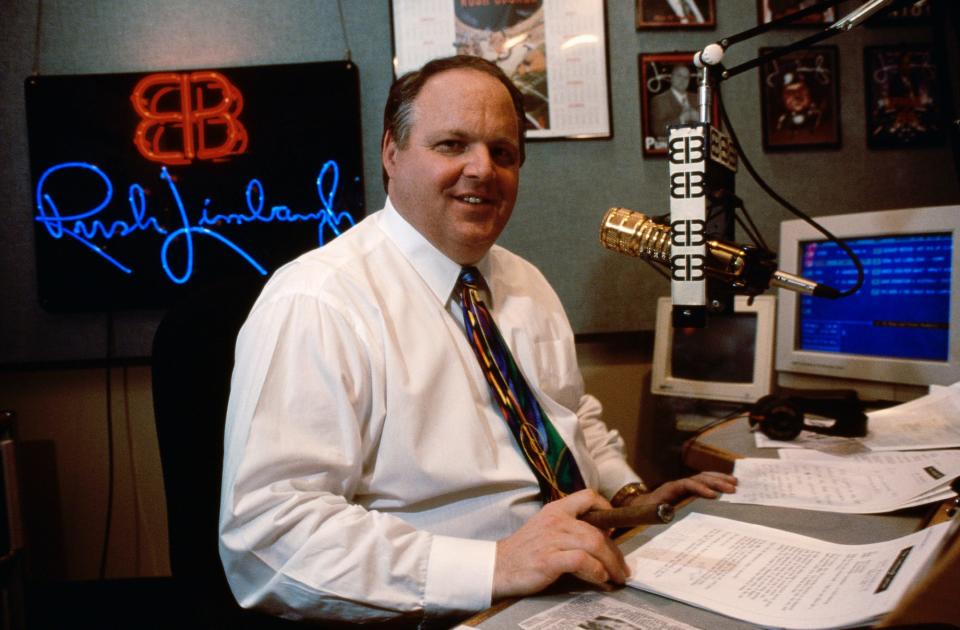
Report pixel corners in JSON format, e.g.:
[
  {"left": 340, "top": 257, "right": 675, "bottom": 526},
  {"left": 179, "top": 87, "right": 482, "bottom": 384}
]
[
  {"left": 636, "top": 0, "right": 716, "bottom": 29},
  {"left": 864, "top": 44, "right": 943, "bottom": 149},
  {"left": 759, "top": 46, "right": 841, "bottom": 151},
  {"left": 390, "top": 0, "right": 611, "bottom": 140},
  {"left": 757, "top": 0, "right": 835, "bottom": 26},
  {"left": 639, "top": 52, "right": 717, "bottom": 157},
  {"left": 867, "top": 0, "right": 931, "bottom": 26}
]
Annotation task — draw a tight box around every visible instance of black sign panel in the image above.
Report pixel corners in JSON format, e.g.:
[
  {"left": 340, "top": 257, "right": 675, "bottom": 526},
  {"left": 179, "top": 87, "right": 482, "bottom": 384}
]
[{"left": 25, "top": 61, "right": 364, "bottom": 311}]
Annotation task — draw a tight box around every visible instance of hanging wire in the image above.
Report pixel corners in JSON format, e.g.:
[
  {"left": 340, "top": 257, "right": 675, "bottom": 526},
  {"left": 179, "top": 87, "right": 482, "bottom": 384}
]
[
  {"left": 715, "top": 84, "right": 865, "bottom": 298},
  {"left": 335, "top": 0, "right": 352, "bottom": 62},
  {"left": 98, "top": 310, "right": 117, "bottom": 579},
  {"left": 31, "top": 0, "right": 45, "bottom": 76}
]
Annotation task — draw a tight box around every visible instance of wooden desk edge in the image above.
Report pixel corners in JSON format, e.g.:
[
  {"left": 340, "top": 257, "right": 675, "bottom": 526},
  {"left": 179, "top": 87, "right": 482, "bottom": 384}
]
[{"left": 681, "top": 436, "right": 741, "bottom": 474}]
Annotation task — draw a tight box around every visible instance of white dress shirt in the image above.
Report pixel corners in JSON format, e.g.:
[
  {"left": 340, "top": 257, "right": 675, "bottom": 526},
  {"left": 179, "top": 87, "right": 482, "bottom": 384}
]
[{"left": 219, "top": 199, "right": 641, "bottom": 624}]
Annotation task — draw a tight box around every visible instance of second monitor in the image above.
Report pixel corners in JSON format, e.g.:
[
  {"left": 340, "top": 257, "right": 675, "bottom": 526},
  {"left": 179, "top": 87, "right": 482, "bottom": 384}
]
[{"left": 651, "top": 295, "right": 777, "bottom": 404}]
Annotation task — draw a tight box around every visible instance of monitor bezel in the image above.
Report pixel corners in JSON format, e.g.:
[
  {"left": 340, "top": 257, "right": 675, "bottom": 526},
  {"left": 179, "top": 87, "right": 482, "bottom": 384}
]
[
  {"left": 776, "top": 205, "right": 960, "bottom": 387},
  {"left": 651, "top": 295, "right": 777, "bottom": 403}
]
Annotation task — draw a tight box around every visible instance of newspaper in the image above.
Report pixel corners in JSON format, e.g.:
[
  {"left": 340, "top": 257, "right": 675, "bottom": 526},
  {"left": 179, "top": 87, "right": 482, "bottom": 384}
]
[
  {"left": 625, "top": 512, "right": 954, "bottom": 630},
  {"left": 516, "top": 592, "right": 702, "bottom": 630}
]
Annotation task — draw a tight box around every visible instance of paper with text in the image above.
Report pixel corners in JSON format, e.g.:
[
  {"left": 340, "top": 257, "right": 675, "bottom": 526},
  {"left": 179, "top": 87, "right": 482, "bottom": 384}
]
[
  {"left": 719, "top": 457, "right": 960, "bottom": 513},
  {"left": 860, "top": 384, "right": 960, "bottom": 451},
  {"left": 626, "top": 513, "right": 952, "bottom": 629}
]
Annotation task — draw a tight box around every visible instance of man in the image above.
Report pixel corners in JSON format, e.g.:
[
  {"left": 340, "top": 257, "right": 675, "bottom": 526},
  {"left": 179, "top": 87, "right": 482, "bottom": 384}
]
[
  {"left": 649, "top": 63, "right": 701, "bottom": 139},
  {"left": 219, "top": 55, "right": 735, "bottom": 625}
]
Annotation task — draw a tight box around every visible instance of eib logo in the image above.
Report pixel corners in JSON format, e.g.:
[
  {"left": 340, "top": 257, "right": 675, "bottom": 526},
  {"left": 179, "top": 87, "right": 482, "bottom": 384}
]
[{"left": 130, "top": 71, "right": 248, "bottom": 165}]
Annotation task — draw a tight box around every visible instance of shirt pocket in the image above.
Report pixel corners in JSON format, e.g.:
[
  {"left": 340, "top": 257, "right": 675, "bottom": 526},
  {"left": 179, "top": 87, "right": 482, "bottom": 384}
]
[{"left": 527, "top": 338, "right": 582, "bottom": 411}]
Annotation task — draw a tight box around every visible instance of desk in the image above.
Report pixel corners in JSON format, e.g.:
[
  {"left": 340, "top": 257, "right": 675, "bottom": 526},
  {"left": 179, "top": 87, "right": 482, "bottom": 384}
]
[{"left": 464, "top": 417, "right": 959, "bottom": 629}]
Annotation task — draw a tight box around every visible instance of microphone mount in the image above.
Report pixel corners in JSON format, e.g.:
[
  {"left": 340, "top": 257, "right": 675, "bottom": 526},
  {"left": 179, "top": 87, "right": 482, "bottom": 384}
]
[{"left": 694, "top": 0, "right": 919, "bottom": 84}]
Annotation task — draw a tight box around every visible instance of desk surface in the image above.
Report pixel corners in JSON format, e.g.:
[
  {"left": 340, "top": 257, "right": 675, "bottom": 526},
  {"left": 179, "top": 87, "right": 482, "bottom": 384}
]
[{"left": 465, "top": 417, "right": 958, "bottom": 629}]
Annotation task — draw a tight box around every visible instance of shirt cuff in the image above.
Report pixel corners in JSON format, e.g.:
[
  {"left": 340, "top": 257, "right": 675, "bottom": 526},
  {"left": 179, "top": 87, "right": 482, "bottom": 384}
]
[
  {"left": 424, "top": 534, "right": 496, "bottom": 618},
  {"left": 594, "top": 457, "right": 644, "bottom": 499}
]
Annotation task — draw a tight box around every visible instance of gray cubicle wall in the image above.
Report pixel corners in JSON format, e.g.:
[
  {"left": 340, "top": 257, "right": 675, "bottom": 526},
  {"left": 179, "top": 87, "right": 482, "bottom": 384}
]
[{"left": 1, "top": 0, "right": 957, "bottom": 364}]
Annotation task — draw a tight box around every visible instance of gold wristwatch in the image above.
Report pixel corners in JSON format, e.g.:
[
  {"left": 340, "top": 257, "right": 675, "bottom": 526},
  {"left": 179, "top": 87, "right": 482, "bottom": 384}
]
[{"left": 610, "top": 481, "right": 649, "bottom": 508}]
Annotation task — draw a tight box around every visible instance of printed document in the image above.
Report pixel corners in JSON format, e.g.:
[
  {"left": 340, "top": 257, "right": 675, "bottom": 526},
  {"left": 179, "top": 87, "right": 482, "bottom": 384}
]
[
  {"left": 718, "top": 457, "right": 960, "bottom": 513},
  {"left": 859, "top": 384, "right": 960, "bottom": 451},
  {"left": 625, "top": 512, "right": 953, "bottom": 630}
]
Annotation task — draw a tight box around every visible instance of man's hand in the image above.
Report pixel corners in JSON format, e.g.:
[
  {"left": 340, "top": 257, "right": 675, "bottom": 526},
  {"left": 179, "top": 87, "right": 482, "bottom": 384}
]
[
  {"left": 492, "top": 489, "right": 629, "bottom": 600},
  {"left": 623, "top": 471, "right": 737, "bottom": 507}
]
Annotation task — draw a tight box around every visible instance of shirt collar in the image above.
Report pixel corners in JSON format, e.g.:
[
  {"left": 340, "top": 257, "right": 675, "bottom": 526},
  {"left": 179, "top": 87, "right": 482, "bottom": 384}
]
[{"left": 379, "top": 198, "right": 494, "bottom": 306}]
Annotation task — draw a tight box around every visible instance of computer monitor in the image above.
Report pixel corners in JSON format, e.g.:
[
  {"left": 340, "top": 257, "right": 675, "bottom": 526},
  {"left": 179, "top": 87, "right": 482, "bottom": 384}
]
[
  {"left": 651, "top": 295, "right": 777, "bottom": 403},
  {"left": 776, "top": 205, "right": 960, "bottom": 395}
]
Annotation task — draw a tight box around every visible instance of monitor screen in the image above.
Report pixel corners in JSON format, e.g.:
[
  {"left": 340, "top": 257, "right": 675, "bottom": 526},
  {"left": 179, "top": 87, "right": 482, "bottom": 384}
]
[
  {"left": 777, "top": 206, "right": 960, "bottom": 389},
  {"left": 652, "top": 295, "right": 776, "bottom": 403}
]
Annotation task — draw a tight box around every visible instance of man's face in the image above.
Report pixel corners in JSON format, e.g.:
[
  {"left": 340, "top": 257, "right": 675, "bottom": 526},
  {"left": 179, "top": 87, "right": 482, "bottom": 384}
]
[
  {"left": 671, "top": 65, "right": 691, "bottom": 92},
  {"left": 382, "top": 68, "right": 521, "bottom": 265}
]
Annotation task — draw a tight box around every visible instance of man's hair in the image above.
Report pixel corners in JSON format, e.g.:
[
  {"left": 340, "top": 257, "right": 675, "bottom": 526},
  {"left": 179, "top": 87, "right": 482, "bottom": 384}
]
[{"left": 381, "top": 55, "right": 526, "bottom": 193}]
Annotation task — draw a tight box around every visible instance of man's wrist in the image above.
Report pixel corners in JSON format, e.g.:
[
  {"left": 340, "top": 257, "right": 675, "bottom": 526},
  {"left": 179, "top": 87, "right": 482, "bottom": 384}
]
[{"left": 610, "top": 481, "right": 649, "bottom": 507}]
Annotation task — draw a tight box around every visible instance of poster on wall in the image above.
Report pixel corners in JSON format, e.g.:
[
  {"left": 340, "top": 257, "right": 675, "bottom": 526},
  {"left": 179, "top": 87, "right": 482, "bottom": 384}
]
[
  {"left": 390, "top": 0, "right": 610, "bottom": 140},
  {"left": 24, "top": 61, "right": 365, "bottom": 312}
]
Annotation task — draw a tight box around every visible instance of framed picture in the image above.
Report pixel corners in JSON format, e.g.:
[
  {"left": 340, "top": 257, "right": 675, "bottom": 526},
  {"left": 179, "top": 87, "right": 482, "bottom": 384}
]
[
  {"left": 759, "top": 46, "right": 841, "bottom": 151},
  {"left": 639, "top": 53, "right": 717, "bottom": 157},
  {"left": 757, "top": 0, "right": 835, "bottom": 26},
  {"left": 864, "top": 44, "right": 943, "bottom": 149},
  {"left": 390, "top": 0, "right": 611, "bottom": 140},
  {"left": 867, "top": 0, "right": 931, "bottom": 26},
  {"left": 636, "top": 0, "right": 716, "bottom": 29}
]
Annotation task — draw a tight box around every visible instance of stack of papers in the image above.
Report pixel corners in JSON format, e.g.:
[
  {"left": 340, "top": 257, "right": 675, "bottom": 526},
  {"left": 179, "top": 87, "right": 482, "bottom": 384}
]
[
  {"left": 860, "top": 383, "right": 960, "bottom": 451},
  {"left": 625, "top": 512, "right": 955, "bottom": 630},
  {"left": 744, "top": 383, "right": 960, "bottom": 512},
  {"left": 719, "top": 455, "right": 960, "bottom": 513}
]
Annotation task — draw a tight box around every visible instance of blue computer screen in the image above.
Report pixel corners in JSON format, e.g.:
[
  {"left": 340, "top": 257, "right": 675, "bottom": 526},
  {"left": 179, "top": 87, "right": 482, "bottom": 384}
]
[{"left": 797, "top": 233, "right": 952, "bottom": 361}]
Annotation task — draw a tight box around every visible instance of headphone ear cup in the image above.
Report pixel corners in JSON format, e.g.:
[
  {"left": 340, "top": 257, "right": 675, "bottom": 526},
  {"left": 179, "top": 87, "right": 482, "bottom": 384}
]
[{"left": 749, "top": 395, "right": 804, "bottom": 441}]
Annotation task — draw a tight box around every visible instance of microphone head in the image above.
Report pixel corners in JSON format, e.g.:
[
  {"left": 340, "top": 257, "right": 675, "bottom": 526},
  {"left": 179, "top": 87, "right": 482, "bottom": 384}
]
[
  {"left": 599, "top": 207, "right": 671, "bottom": 261},
  {"left": 694, "top": 43, "right": 724, "bottom": 68}
]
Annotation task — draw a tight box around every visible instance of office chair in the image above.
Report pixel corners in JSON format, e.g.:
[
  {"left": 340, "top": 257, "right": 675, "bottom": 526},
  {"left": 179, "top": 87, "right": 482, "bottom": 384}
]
[{"left": 151, "top": 274, "right": 302, "bottom": 628}]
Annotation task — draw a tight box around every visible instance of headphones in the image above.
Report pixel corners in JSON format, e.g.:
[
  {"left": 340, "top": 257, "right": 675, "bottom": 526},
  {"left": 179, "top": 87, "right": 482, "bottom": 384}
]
[{"left": 748, "top": 389, "right": 868, "bottom": 441}]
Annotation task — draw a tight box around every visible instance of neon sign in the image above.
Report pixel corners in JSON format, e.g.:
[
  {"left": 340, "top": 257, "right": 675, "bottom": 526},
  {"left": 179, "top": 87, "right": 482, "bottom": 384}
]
[
  {"left": 25, "top": 61, "right": 365, "bottom": 312},
  {"left": 131, "top": 71, "right": 249, "bottom": 165},
  {"left": 34, "top": 160, "right": 353, "bottom": 284}
]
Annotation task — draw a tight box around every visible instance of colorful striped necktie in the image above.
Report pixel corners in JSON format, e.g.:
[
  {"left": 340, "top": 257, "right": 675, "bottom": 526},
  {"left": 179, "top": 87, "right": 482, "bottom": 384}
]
[{"left": 457, "top": 266, "right": 585, "bottom": 503}]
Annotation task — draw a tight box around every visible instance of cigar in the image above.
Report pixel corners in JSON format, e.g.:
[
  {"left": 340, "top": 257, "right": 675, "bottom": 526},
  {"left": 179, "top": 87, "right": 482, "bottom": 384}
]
[{"left": 580, "top": 503, "right": 675, "bottom": 529}]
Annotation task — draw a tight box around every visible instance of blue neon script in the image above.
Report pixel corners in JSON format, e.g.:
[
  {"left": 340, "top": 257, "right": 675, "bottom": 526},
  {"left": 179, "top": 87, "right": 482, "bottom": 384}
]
[{"left": 34, "top": 160, "right": 355, "bottom": 284}]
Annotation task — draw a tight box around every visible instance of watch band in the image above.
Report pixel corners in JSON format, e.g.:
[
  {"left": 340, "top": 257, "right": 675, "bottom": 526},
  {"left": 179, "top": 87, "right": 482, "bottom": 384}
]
[{"left": 610, "top": 481, "right": 649, "bottom": 507}]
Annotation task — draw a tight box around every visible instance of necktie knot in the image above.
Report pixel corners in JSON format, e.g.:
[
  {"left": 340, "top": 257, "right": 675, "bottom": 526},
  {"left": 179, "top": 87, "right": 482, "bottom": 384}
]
[
  {"left": 459, "top": 265, "right": 482, "bottom": 288},
  {"left": 458, "top": 266, "right": 488, "bottom": 306}
]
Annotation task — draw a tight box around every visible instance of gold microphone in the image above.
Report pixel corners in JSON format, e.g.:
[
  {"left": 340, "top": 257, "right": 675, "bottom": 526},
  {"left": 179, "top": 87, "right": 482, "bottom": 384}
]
[{"left": 598, "top": 207, "right": 838, "bottom": 298}]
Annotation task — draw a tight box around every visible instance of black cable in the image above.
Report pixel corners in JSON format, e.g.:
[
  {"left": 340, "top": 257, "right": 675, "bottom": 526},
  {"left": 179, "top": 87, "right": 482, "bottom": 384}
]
[
  {"left": 734, "top": 199, "right": 770, "bottom": 251},
  {"left": 98, "top": 311, "right": 116, "bottom": 579},
  {"left": 31, "top": 0, "right": 44, "bottom": 76},
  {"left": 335, "top": 0, "right": 352, "bottom": 61},
  {"left": 716, "top": 86, "right": 864, "bottom": 297}
]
